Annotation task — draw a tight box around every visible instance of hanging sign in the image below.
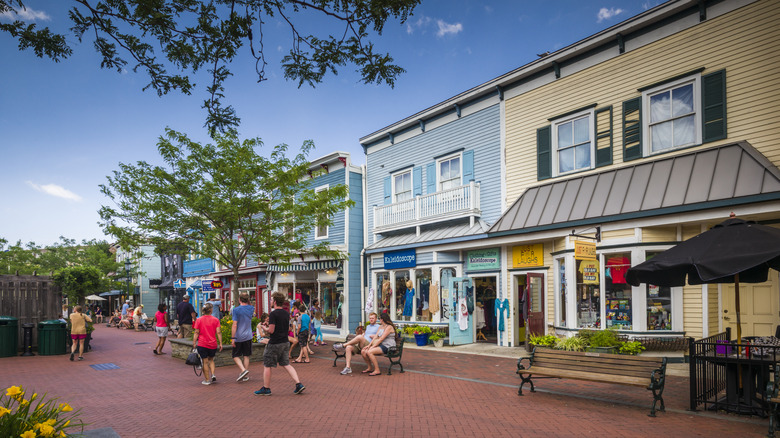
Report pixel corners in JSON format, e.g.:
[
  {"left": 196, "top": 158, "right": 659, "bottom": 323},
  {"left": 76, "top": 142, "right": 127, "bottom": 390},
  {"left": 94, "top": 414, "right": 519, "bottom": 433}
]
[
  {"left": 574, "top": 241, "right": 597, "bottom": 260},
  {"left": 173, "top": 279, "right": 185, "bottom": 289},
  {"left": 466, "top": 248, "right": 500, "bottom": 271},
  {"left": 202, "top": 280, "right": 223, "bottom": 291},
  {"left": 578, "top": 260, "right": 599, "bottom": 284},
  {"left": 383, "top": 249, "right": 416, "bottom": 269},
  {"left": 512, "top": 244, "right": 543, "bottom": 268}
]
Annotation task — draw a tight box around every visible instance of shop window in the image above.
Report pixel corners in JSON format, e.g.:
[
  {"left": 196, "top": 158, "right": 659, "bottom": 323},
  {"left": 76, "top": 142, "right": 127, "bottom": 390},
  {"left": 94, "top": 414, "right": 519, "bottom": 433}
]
[
  {"left": 395, "top": 271, "right": 410, "bottom": 321},
  {"left": 376, "top": 272, "right": 390, "bottom": 316},
  {"left": 319, "top": 282, "right": 337, "bottom": 325},
  {"left": 440, "top": 268, "right": 456, "bottom": 323},
  {"left": 416, "top": 269, "right": 432, "bottom": 322},
  {"left": 438, "top": 154, "right": 461, "bottom": 191},
  {"left": 553, "top": 109, "right": 593, "bottom": 176},
  {"left": 315, "top": 185, "right": 329, "bottom": 239},
  {"left": 646, "top": 252, "right": 672, "bottom": 330},
  {"left": 393, "top": 170, "right": 412, "bottom": 203},
  {"left": 643, "top": 75, "right": 701, "bottom": 154},
  {"left": 473, "top": 276, "right": 497, "bottom": 339},
  {"left": 605, "top": 252, "right": 632, "bottom": 330},
  {"left": 556, "top": 258, "right": 566, "bottom": 326},
  {"left": 576, "top": 258, "right": 600, "bottom": 328}
]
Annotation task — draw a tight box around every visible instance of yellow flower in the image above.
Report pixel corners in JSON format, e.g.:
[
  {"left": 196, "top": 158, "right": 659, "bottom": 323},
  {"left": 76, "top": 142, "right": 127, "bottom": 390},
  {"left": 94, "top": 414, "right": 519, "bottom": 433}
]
[
  {"left": 58, "top": 403, "right": 73, "bottom": 412},
  {"left": 19, "top": 399, "right": 29, "bottom": 407},
  {"left": 0, "top": 406, "right": 10, "bottom": 417},
  {"left": 6, "top": 386, "right": 23, "bottom": 398},
  {"left": 20, "top": 430, "right": 37, "bottom": 438},
  {"left": 59, "top": 432, "right": 66, "bottom": 438},
  {"left": 62, "top": 420, "right": 69, "bottom": 427},
  {"left": 37, "top": 424, "right": 55, "bottom": 437},
  {"left": 47, "top": 419, "right": 58, "bottom": 426},
  {"left": 30, "top": 392, "right": 38, "bottom": 401}
]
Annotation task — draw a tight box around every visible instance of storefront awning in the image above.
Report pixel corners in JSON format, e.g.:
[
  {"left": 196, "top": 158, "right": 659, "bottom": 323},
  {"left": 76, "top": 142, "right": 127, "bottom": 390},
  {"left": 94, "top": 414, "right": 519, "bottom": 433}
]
[
  {"left": 489, "top": 141, "right": 780, "bottom": 237},
  {"left": 365, "top": 219, "right": 490, "bottom": 254},
  {"left": 99, "top": 290, "right": 122, "bottom": 297},
  {"left": 186, "top": 279, "right": 202, "bottom": 293},
  {"left": 267, "top": 260, "right": 340, "bottom": 272}
]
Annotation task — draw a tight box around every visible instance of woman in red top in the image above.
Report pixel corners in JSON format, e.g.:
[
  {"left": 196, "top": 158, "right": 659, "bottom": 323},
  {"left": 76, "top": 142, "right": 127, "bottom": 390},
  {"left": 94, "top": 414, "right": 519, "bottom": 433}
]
[
  {"left": 193, "top": 303, "right": 223, "bottom": 385},
  {"left": 153, "top": 303, "right": 171, "bottom": 355}
]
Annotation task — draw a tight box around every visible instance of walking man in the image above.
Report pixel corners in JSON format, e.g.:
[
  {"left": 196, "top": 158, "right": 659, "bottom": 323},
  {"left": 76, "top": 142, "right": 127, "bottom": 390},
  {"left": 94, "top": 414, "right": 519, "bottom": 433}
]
[
  {"left": 207, "top": 293, "right": 222, "bottom": 320},
  {"left": 254, "top": 291, "right": 305, "bottom": 396},
  {"left": 232, "top": 293, "right": 255, "bottom": 382},
  {"left": 176, "top": 295, "right": 197, "bottom": 339}
]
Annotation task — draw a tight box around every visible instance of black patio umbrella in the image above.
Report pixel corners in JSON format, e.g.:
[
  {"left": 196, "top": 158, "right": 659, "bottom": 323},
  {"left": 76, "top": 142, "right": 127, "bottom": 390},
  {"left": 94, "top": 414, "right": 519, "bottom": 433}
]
[{"left": 626, "top": 217, "right": 780, "bottom": 342}]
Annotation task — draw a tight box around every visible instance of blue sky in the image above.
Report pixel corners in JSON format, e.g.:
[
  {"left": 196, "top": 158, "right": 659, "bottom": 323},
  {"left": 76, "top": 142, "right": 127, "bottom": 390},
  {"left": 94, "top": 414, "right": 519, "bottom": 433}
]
[{"left": 0, "top": 0, "right": 660, "bottom": 246}]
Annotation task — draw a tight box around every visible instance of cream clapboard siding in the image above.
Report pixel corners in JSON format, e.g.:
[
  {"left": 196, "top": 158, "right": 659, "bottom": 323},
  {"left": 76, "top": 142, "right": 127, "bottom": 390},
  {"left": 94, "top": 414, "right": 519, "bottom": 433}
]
[
  {"left": 553, "top": 238, "right": 567, "bottom": 253},
  {"left": 684, "top": 284, "right": 704, "bottom": 339},
  {"left": 545, "top": 242, "right": 555, "bottom": 326},
  {"left": 682, "top": 225, "right": 703, "bottom": 240},
  {"left": 642, "top": 226, "right": 677, "bottom": 242},
  {"left": 602, "top": 229, "right": 633, "bottom": 241},
  {"left": 708, "top": 284, "right": 720, "bottom": 335},
  {"left": 504, "top": 0, "right": 780, "bottom": 204}
]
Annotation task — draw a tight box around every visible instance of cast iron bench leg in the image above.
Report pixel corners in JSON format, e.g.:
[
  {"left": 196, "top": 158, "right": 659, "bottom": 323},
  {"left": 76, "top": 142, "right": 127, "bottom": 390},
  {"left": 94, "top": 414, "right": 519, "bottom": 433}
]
[{"left": 518, "top": 374, "right": 534, "bottom": 396}]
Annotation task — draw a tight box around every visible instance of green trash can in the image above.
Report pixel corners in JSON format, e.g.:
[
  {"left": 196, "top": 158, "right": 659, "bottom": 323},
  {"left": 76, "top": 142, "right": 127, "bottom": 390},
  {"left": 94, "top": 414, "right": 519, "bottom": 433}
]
[
  {"left": 0, "top": 316, "right": 19, "bottom": 357},
  {"left": 38, "top": 320, "right": 68, "bottom": 355}
]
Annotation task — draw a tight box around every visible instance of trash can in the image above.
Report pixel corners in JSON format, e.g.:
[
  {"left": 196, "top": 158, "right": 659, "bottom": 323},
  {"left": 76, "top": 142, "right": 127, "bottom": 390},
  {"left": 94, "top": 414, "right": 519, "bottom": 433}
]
[
  {"left": 37, "top": 320, "right": 68, "bottom": 355},
  {"left": 0, "top": 316, "right": 19, "bottom": 357}
]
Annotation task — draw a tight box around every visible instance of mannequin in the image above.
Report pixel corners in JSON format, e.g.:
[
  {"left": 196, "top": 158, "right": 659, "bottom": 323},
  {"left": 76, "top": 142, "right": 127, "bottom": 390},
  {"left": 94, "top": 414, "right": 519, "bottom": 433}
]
[{"left": 475, "top": 301, "right": 487, "bottom": 340}]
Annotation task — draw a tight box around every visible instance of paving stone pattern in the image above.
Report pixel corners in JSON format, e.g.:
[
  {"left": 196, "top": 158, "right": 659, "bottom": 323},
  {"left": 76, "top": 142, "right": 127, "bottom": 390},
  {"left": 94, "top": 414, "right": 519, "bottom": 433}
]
[{"left": 0, "top": 325, "right": 768, "bottom": 437}]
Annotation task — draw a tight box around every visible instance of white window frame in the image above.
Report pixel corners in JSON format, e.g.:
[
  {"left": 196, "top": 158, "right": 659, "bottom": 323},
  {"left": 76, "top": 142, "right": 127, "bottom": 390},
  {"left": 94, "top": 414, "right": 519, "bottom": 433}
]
[
  {"left": 436, "top": 153, "right": 462, "bottom": 192},
  {"left": 642, "top": 74, "right": 702, "bottom": 156},
  {"left": 391, "top": 169, "right": 413, "bottom": 203},
  {"left": 314, "top": 184, "right": 329, "bottom": 240},
  {"left": 551, "top": 108, "right": 595, "bottom": 177}
]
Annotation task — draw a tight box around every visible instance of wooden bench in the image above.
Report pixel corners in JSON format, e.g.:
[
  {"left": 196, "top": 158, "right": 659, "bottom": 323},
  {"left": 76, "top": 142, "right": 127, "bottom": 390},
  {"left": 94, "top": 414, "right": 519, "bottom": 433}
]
[
  {"left": 516, "top": 348, "right": 667, "bottom": 417},
  {"left": 332, "top": 333, "right": 405, "bottom": 375}
]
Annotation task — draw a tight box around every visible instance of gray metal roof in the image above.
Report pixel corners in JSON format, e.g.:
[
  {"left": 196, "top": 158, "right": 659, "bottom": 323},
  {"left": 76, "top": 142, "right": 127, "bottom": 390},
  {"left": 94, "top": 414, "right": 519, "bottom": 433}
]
[
  {"left": 366, "top": 219, "right": 491, "bottom": 253},
  {"left": 489, "top": 141, "right": 780, "bottom": 236}
]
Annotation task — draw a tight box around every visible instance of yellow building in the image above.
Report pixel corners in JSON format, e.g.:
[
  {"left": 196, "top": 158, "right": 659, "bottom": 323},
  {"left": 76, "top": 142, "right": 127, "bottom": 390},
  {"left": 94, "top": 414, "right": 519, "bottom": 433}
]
[{"left": 488, "top": 0, "right": 780, "bottom": 344}]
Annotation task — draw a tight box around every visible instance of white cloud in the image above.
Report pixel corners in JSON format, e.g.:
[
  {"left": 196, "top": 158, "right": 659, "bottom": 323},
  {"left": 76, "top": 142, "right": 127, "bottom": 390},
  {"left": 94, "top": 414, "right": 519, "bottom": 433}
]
[
  {"left": 406, "top": 16, "right": 432, "bottom": 35},
  {"left": 26, "top": 181, "right": 82, "bottom": 202},
  {"left": 0, "top": 6, "right": 50, "bottom": 22},
  {"left": 597, "top": 7, "right": 624, "bottom": 23},
  {"left": 436, "top": 20, "right": 463, "bottom": 37}
]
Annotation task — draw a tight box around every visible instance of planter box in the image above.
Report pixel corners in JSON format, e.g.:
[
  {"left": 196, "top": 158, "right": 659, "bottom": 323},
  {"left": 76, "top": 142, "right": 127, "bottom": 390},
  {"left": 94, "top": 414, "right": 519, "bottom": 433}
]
[
  {"left": 586, "top": 346, "right": 618, "bottom": 354},
  {"left": 170, "top": 338, "right": 300, "bottom": 367}
]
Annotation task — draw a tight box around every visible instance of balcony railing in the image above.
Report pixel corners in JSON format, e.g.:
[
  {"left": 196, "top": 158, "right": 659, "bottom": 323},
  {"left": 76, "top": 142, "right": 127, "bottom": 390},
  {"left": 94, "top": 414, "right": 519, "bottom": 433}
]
[{"left": 373, "top": 181, "right": 481, "bottom": 233}]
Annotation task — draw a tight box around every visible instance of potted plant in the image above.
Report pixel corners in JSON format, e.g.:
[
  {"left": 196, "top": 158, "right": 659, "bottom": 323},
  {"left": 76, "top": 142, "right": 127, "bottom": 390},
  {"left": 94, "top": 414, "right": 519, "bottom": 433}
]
[
  {"left": 583, "top": 328, "right": 621, "bottom": 353},
  {"left": 529, "top": 334, "right": 558, "bottom": 349},
  {"left": 413, "top": 325, "right": 432, "bottom": 346},
  {"left": 430, "top": 331, "right": 445, "bottom": 348},
  {"left": 618, "top": 340, "right": 646, "bottom": 355}
]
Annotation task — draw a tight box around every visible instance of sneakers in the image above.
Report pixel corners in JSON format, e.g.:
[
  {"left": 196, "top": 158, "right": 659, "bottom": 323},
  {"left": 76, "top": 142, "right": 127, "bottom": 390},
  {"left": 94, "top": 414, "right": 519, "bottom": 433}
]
[
  {"left": 254, "top": 387, "right": 271, "bottom": 396},
  {"left": 321, "top": 342, "right": 327, "bottom": 345},
  {"left": 211, "top": 375, "right": 217, "bottom": 383},
  {"left": 69, "top": 353, "right": 74, "bottom": 361},
  {"left": 78, "top": 357, "right": 84, "bottom": 361},
  {"left": 201, "top": 380, "right": 212, "bottom": 386},
  {"left": 237, "top": 369, "right": 249, "bottom": 382},
  {"left": 241, "top": 376, "right": 250, "bottom": 382},
  {"left": 294, "top": 382, "right": 306, "bottom": 394},
  {"left": 340, "top": 367, "right": 352, "bottom": 375}
]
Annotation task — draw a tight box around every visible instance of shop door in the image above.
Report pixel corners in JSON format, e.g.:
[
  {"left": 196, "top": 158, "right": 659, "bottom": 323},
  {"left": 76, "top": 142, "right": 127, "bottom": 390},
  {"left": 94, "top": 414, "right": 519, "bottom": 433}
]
[
  {"left": 448, "top": 277, "right": 473, "bottom": 345},
  {"left": 722, "top": 274, "right": 779, "bottom": 337},
  {"left": 526, "top": 273, "right": 545, "bottom": 336}
]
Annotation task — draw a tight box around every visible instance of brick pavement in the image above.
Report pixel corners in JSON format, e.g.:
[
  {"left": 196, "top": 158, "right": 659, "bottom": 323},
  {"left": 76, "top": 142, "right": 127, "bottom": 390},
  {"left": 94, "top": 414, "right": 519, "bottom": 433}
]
[{"left": 0, "top": 325, "right": 768, "bottom": 437}]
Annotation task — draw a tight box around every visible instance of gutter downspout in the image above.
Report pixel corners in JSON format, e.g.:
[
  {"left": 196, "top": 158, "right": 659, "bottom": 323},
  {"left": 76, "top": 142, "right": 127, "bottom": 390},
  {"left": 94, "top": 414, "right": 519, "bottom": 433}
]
[{"left": 360, "top": 164, "right": 368, "bottom": 325}]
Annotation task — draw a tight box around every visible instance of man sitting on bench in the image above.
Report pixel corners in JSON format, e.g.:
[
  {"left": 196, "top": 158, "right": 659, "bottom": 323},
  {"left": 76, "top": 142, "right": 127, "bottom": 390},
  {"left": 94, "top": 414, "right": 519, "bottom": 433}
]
[{"left": 338, "top": 312, "right": 380, "bottom": 375}]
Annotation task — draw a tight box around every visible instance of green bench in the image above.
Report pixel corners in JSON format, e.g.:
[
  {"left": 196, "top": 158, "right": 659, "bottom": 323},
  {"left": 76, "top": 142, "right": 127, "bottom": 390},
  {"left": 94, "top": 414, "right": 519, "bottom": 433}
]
[{"left": 332, "top": 333, "right": 405, "bottom": 375}]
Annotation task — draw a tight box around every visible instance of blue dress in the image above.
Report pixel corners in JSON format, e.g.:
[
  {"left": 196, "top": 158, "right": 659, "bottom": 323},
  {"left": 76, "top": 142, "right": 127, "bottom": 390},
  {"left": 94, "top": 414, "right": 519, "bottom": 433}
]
[{"left": 403, "top": 288, "right": 415, "bottom": 316}]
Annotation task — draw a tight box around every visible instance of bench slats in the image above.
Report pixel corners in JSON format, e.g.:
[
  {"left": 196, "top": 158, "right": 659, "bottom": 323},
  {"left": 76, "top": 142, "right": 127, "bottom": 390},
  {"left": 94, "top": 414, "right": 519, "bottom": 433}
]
[
  {"left": 520, "top": 366, "right": 648, "bottom": 387},
  {"left": 530, "top": 361, "right": 658, "bottom": 379}
]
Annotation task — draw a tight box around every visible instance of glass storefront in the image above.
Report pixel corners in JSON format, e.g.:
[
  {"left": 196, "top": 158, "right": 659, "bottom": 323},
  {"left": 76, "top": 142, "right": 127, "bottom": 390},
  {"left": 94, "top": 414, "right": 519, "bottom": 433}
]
[
  {"left": 576, "top": 258, "right": 600, "bottom": 328},
  {"left": 416, "top": 269, "right": 432, "bottom": 322},
  {"left": 604, "top": 252, "right": 632, "bottom": 330},
  {"left": 646, "top": 252, "right": 672, "bottom": 330},
  {"left": 376, "top": 272, "right": 390, "bottom": 316},
  {"left": 557, "top": 258, "right": 566, "bottom": 326},
  {"left": 395, "top": 270, "right": 410, "bottom": 321},
  {"left": 440, "top": 268, "right": 456, "bottom": 323}
]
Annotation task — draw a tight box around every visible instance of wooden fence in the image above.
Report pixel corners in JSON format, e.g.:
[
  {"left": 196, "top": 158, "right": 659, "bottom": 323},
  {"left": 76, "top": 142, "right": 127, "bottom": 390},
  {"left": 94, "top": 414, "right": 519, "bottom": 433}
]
[{"left": 0, "top": 274, "right": 63, "bottom": 350}]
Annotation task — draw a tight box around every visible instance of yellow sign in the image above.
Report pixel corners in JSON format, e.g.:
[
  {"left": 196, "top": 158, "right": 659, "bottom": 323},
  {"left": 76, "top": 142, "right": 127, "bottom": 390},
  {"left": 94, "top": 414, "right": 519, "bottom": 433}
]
[
  {"left": 574, "top": 241, "right": 597, "bottom": 260},
  {"left": 578, "top": 260, "right": 599, "bottom": 284},
  {"left": 512, "top": 244, "right": 543, "bottom": 268}
]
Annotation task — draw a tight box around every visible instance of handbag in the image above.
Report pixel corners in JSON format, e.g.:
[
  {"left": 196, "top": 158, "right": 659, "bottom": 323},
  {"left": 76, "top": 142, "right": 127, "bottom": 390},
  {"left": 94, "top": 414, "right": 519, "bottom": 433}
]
[{"left": 185, "top": 348, "right": 201, "bottom": 366}]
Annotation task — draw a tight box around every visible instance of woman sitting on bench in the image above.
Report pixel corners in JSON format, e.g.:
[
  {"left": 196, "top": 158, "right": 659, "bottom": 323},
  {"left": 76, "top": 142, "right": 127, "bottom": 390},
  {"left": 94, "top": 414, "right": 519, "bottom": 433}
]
[{"left": 360, "top": 313, "right": 396, "bottom": 376}]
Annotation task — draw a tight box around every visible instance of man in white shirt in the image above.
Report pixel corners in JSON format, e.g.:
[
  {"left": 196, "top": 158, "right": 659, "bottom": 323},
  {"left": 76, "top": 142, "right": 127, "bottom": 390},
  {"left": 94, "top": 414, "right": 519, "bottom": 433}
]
[{"left": 339, "top": 312, "right": 380, "bottom": 375}]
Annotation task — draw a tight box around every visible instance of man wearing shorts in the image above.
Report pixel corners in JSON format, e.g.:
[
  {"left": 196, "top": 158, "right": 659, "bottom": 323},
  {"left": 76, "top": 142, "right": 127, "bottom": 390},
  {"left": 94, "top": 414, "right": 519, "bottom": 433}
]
[
  {"left": 193, "top": 303, "right": 223, "bottom": 385},
  {"left": 231, "top": 293, "right": 255, "bottom": 382},
  {"left": 339, "top": 312, "right": 379, "bottom": 375},
  {"left": 176, "top": 295, "right": 197, "bottom": 339},
  {"left": 254, "top": 291, "right": 305, "bottom": 396}
]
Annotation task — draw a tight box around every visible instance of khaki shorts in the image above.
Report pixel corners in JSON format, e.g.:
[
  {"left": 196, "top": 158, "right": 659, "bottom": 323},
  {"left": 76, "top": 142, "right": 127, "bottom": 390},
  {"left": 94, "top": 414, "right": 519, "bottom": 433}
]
[
  {"left": 133, "top": 315, "right": 140, "bottom": 324},
  {"left": 179, "top": 324, "right": 193, "bottom": 338}
]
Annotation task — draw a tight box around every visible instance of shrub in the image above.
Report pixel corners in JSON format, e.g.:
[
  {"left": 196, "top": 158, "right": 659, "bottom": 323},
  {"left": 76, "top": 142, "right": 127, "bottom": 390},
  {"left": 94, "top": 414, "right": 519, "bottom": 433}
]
[
  {"left": 619, "top": 341, "right": 646, "bottom": 355},
  {"left": 529, "top": 334, "right": 558, "bottom": 347},
  {"left": 586, "top": 328, "right": 622, "bottom": 348},
  {"left": 554, "top": 336, "right": 586, "bottom": 351},
  {"left": 0, "top": 385, "right": 84, "bottom": 438}
]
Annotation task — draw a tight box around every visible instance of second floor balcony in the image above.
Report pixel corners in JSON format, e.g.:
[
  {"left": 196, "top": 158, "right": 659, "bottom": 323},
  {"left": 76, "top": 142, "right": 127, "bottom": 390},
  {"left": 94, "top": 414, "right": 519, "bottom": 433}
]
[{"left": 373, "top": 181, "right": 481, "bottom": 234}]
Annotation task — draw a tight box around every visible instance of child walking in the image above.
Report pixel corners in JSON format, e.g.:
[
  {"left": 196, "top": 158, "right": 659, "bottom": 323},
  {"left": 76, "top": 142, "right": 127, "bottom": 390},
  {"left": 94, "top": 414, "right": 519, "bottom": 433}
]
[{"left": 312, "top": 311, "right": 325, "bottom": 346}]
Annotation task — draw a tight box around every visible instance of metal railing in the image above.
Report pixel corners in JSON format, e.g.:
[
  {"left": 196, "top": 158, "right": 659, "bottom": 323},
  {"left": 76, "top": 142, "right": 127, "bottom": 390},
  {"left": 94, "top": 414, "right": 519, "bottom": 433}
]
[{"left": 373, "top": 181, "right": 480, "bottom": 232}]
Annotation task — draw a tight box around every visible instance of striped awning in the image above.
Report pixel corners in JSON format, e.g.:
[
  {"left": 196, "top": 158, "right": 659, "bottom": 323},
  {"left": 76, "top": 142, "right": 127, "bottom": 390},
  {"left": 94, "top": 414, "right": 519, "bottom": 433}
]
[{"left": 267, "top": 260, "right": 341, "bottom": 272}]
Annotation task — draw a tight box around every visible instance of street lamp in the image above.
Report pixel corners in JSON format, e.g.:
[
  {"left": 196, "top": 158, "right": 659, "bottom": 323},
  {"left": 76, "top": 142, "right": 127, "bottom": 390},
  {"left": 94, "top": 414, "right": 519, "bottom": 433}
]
[{"left": 124, "top": 259, "right": 132, "bottom": 305}]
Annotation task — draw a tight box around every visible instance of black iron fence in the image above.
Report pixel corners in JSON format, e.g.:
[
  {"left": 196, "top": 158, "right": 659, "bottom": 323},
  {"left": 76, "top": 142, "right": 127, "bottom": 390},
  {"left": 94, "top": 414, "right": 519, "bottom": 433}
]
[{"left": 689, "top": 327, "right": 780, "bottom": 416}]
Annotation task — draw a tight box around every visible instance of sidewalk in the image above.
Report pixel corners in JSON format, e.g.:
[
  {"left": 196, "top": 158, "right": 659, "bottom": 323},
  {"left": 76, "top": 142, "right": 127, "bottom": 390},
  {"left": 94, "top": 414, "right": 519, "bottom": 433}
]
[{"left": 0, "top": 325, "right": 768, "bottom": 437}]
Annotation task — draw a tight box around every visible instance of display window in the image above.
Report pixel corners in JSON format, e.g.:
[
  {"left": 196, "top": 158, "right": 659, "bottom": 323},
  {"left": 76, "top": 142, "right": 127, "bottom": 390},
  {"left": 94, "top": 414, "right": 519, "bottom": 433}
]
[
  {"left": 395, "top": 270, "right": 410, "bottom": 321},
  {"left": 556, "top": 258, "right": 567, "bottom": 326},
  {"left": 319, "top": 282, "right": 338, "bottom": 325},
  {"left": 646, "top": 252, "right": 673, "bottom": 330},
  {"left": 376, "top": 272, "right": 390, "bottom": 316},
  {"left": 576, "top": 258, "right": 600, "bottom": 328},
  {"left": 604, "top": 252, "right": 632, "bottom": 330},
  {"left": 416, "top": 269, "right": 432, "bottom": 322},
  {"left": 440, "top": 268, "right": 456, "bottom": 322}
]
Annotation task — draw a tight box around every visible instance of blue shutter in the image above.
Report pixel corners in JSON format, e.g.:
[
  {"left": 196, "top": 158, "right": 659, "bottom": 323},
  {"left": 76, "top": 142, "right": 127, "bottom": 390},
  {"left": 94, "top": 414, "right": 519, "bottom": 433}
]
[
  {"left": 702, "top": 69, "right": 726, "bottom": 143},
  {"left": 462, "top": 150, "right": 474, "bottom": 184},
  {"left": 413, "top": 166, "right": 422, "bottom": 197},
  {"left": 383, "top": 176, "right": 391, "bottom": 205},
  {"left": 426, "top": 162, "right": 436, "bottom": 194},
  {"left": 537, "top": 126, "right": 552, "bottom": 180}
]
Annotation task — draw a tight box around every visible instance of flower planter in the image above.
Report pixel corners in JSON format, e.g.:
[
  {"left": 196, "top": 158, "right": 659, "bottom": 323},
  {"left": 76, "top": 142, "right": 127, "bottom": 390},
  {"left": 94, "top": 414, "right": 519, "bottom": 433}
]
[
  {"left": 414, "top": 333, "right": 430, "bottom": 346},
  {"left": 433, "top": 339, "right": 444, "bottom": 348},
  {"left": 586, "top": 346, "right": 618, "bottom": 354},
  {"left": 170, "top": 338, "right": 301, "bottom": 367}
]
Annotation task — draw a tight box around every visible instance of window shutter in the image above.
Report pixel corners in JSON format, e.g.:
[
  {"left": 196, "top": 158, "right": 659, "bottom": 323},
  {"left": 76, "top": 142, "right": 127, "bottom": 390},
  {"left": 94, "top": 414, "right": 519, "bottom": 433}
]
[
  {"left": 426, "top": 162, "right": 436, "bottom": 194},
  {"left": 594, "top": 106, "right": 613, "bottom": 168},
  {"left": 702, "top": 69, "right": 726, "bottom": 143},
  {"left": 383, "top": 176, "right": 391, "bottom": 205},
  {"left": 537, "top": 125, "right": 552, "bottom": 180},
  {"left": 462, "top": 150, "right": 474, "bottom": 184},
  {"left": 413, "top": 166, "right": 422, "bottom": 197},
  {"left": 622, "top": 97, "right": 642, "bottom": 161}
]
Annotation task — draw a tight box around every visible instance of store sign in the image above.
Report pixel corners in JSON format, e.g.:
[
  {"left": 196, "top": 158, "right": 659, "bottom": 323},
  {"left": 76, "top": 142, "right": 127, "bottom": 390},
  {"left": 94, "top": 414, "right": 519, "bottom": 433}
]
[
  {"left": 579, "top": 260, "right": 599, "bottom": 284},
  {"left": 383, "top": 249, "right": 416, "bottom": 269},
  {"left": 173, "top": 279, "right": 185, "bottom": 289},
  {"left": 202, "top": 280, "right": 223, "bottom": 291},
  {"left": 467, "top": 248, "right": 500, "bottom": 271},
  {"left": 512, "top": 244, "right": 543, "bottom": 268},
  {"left": 574, "top": 241, "right": 597, "bottom": 260}
]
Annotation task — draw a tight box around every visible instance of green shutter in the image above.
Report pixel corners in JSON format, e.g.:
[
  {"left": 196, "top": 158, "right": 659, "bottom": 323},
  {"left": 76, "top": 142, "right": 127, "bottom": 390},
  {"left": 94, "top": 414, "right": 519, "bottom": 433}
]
[
  {"left": 594, "top": 106, "right": 613, "bottom": 168},
  {"left": 702, "top": 69, "right": 726, "bottom": 143},
  {"left": 622, "top": 97, "right": 642, "bottom": 161},
  {"left": 537, "top": 125, "right": 552, "bottom": 181}
]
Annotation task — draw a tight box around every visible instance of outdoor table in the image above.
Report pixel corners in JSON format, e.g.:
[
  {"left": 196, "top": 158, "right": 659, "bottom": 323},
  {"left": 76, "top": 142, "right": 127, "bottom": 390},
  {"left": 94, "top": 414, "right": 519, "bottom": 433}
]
[{"left": 704, "top": 352, "right": 776, "bottom": 416}]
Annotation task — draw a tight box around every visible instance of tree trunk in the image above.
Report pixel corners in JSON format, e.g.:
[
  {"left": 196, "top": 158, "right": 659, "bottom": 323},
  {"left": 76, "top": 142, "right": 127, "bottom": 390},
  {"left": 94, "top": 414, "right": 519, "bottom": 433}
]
[{"left": 232, "top": 267, "right": 241, "bottom": 308}]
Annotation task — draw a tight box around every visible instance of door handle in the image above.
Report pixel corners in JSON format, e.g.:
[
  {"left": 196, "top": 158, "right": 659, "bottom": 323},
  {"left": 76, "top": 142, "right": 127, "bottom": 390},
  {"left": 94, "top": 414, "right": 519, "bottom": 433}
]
[{"left": 723, "top": 316, "right": 731, "bottom": 321}]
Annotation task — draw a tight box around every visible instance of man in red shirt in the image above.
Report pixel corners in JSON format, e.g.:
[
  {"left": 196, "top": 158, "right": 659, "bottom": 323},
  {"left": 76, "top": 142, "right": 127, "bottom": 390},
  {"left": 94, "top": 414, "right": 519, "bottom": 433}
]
[{"left": 193, "top": 303, "right": 223, "bottom": 385}]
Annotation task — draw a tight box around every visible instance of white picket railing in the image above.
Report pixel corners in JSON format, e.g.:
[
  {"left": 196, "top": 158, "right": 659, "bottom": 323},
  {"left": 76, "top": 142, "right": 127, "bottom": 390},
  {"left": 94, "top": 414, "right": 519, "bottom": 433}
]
[{"left": 373, "top": 181, "right": 480, "bottom": 232}]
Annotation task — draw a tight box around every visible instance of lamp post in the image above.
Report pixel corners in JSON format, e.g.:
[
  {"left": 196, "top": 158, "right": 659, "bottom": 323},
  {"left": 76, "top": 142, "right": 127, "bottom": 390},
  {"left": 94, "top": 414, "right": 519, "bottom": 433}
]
[{"left": 124, "top": 259, "right": 132, "bottom": 306}]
